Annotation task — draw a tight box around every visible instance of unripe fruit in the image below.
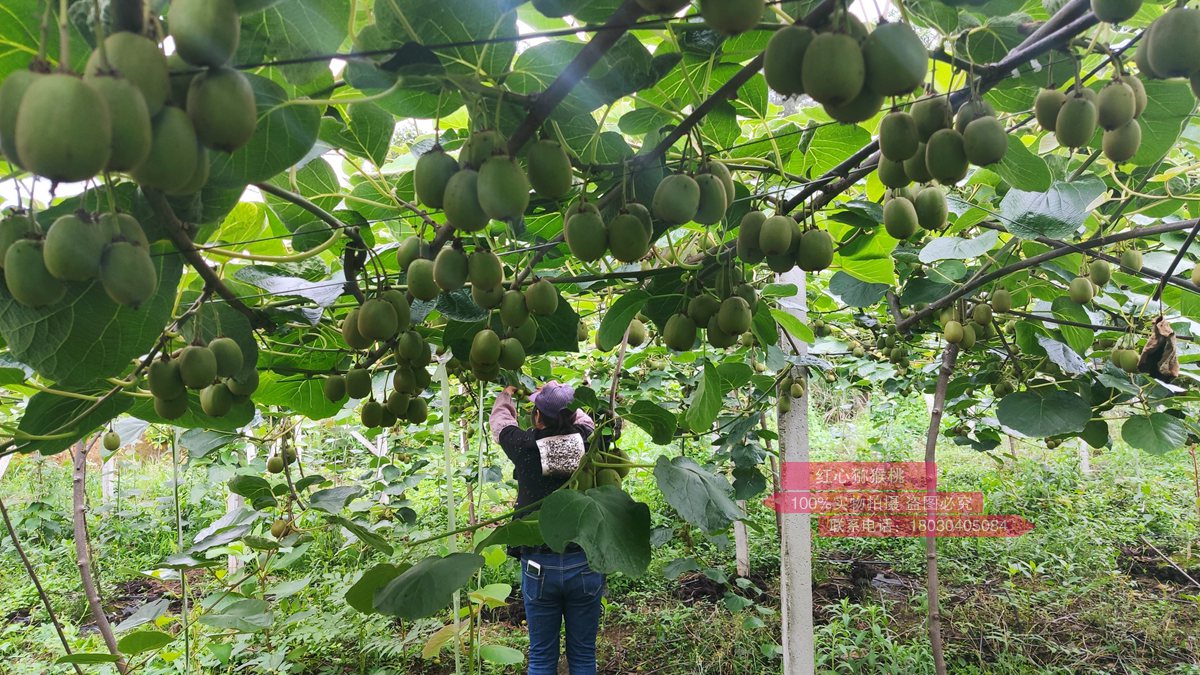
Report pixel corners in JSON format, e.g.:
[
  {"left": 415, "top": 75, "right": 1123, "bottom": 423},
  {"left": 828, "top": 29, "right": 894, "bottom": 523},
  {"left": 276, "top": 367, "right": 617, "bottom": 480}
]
[
  {"left": 925, "top": 129, "right": 968, "bottom": 185},
  {"left": 1125, "top": 76, "right": 1147, "bottom": 118},
  {"left": 1034, "top": 88, "right": 1067, "bottom": 131},
  {"left": 565, "top": 205, "right": 608, "bottom": 262},
  {"left": 468, "top": 250, "right": 504, "bottom": 289},
  {"left": 443, "top": 169, "right": 489, "bottom": 232},
  {"left": 525, "top": 279, "right": 558, "bottom": 316},
  {"left": 1069, "top": 276, "right": 1094, "bottom": 303},
  {"left": 0, "top": 69, "right": 42, "bottom": 167},
  {"left": 168, "top": 0, "right": 240, "bottom": 67},
  {"left": 132, "top": 107, "right": 199, "bottom": 193},
  {"left": 208, "top": 337, "right": 244, "bottom": 378},
  {"left": 862, "top": 22, "right": 928, "bottom": 96},
  {"left": 700, "top": 0, "right": 764, "bottom": 35},
  {"left": 44, "top": 214, "right": 106, "bottom": 282},
  {"left": 1103, "top": 119, "right": 1141, "bottom": 163},
  {"left": 902, "top": 142, "right": 932, "bottom": 183},
  {"left": 764, "top": 26, "right": 813, "bottom": 96},
  {"left": 478, "top": 155, "right": 530, "bottom": 220},
  {"left": 85, "top": 33, "right": 169, "bottom": 115},
  {"left": 693, "top": 173, "right": 728, "bottom": 225},
  {"left": 357, "top": 298, "right": 399, "bottom": 341},
  {"left": 960, "top": 323, "right": 976, "bottom": 350},
  {"left": 688, "top": 294, "right": 721, "bottom": 325},
  {"left": 914, "top": 186, "right": 948, "bottom": 231},
  {"left": 4, "top": 239, "right": 65, "bottom": 307},
  {"left": 188, "top": 67, "right": 256, "bottom": 152},
  {"left": 972, "top": 303, "right": 992, "bottom": 325},
  {"left": 510, "top": 317, "right": 537, "bottom": 349},
  {"left": 103, "top": 431, "right": 121, "bottom": 451},
  {"left": 625, "top": 201, "right": 654, "bottom": 240},
  {"left": 414, "top": 147, "right": 459, "bottom": 208},
  {"left": 1091, "top": 0, "right": 1141, "bottom": 23},
  {"left": 200, "top": 382, "right": 233, "bottom": 417},
  {"left": 168, "top": 143, "right": 209, "bottom": 196},
  {"left": 801, "top": 33, "right": 864, "bottom": 107},
  {"left": 963, "top": 116, "right": 1007, "bottom": 166},
  {"left": 1097, "top": 81, "right": 1135, "bottom": 131},
  {"left": 825, "top": 86, "right": 884, "bottom": 124},
  {"left": 498, "top": 337, "right": 526, "bottom": 370},
  {"left": 407, "top": 397, "right": 428, "bottom": 423},
  {"left": 1146, "top": 8, "right": 1200, "bottom": 79},
  {"left": 737, "top": 211, "right": 766, "bottom": 264},
  {"left": 226, "top": 370, "right": 258, "bottom": 397},
  {"left": 396, "top": 330, "right": 425, "bottom": 362},
  {"left": 991, "top": 289, "right": 1012, "bottom": 313},
  {"left": 879, "top": 110, "right": 919, "bottom": 161},
  {"left": 1089, "top": 260, "right": 1112, "bottom": 286},
  {"left": 395, "top": 236, "right": 428, "bottom": 271},
  {"left": 953, "top": 98, "right": 996, "bottom": 134},
  {"left": 1055, "top": 94, "right": 1098, "bottom": 148},
  {"left": 99, "top": 242, "right": 157, "bottom": 308},
  {"left": 1114, "top": 348, "right": 1140, "bottom": 372},
  {"left": 154, "top": 394, "right": 188, "bottom": 420},
  {"left": 911, "top": 95, "right": 953, "bottom": 142},
  {"left": 877, "top": 156, "right": 911, "bottom": 189},
  {"left": 795, "top": 229, "right": 834, "bottom": 272},
  {"left": 270, "top": 518, "right": 290, "bottom": 537},
  {"left": 459, "top": 129, "right": 503, "bottom": 169},
  {"left": 407, "top": 258, "right": 439, "bottom": 301},
  {"left": 500, "top": 290, "right": 530, "bottom": 328},
  {"left": 608, "top": 213, "right": 650, "bottom": 262},
  {"left": 341, "top": 308, "right": 371, "bottom": 349},
  {"left": 717, "top": 296, "right": 752, "bottom": 335},
  {"left": 86, "top": 75, "right": 152, "bottom": 172},
  {"left": 883, "top": 197, "right": 918, "bottom": 240},
  {"left": 759, "top": 215, "right": 796, "bottom": 256},
  {"left": 663, "top": 313, "right": 697, "bottom": 351},
  {"left": 345, "top": 368, "right": 372, "bottom": 399},
  {"left": 148, "top": 360, "right": 186, "bottom": 400},
  {"left": 1121, "top": 248, "right": 1143, "bottom": 272},
  {"left": 16, "top": 74, "right": 111, "bottom": 182},
  {"left": 433, "top": 247, "right": 468, "bottom": 292},
  {"left": 360, "top": 400, "right": 383, "bottom": 428},
  {"left": 468, "top": 281, "right": 501, "bottom": 308},
  {"left": 706, "top": 315, "right": 739, "bottom": 348},
  {"left": 652, "top": 174, "right": 700, "bottom": 224},
  {"left": 178, "top": 346, "right": 217, "bottom": 389}
]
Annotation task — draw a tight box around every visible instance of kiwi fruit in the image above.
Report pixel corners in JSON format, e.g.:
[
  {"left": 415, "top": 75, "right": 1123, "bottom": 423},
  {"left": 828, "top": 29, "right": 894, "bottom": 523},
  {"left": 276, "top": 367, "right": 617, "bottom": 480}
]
[
  {"left": 902, "top": 143, "right": 933, "bottom": 183},
  {"left": 862, "top": 22, "right": 928, "bottom": 96},
  {"left": 201, "top": 338, "right": 242, "bottom": 381},
  {"left": 379, "top": 289, "right": 410, "bottom": 334},
  {"left": 764, "top": 25, "right": 813, "bottom": 96},
  {"left": 85, "top": 75, "right": 152, "bottom": 172},
  {"left": 565, "top": 204, "right": 608, "bottom": 262},
  {"left": 148, "top": 359, "right": 186, "bottom": 400},
  {"left": 525, "top": 279, "right": 558, "bottom": 316},
  {"left": 877, "top": 156, "right": 911, "bottom": 188},
  {"left": 167, "top": 143, "right": 209, "bottom": 196},
  {"left": 396, "top": 330, "right": 425, "bottom": 362},
  {"left": 471, "top": 280, "right": 504, "bottom": 309},
  {"left": 4, "top": 239, "right": 65, "bottom": 307},
  {"left": 1068, "top": 276, "right": 1094, "bottom": 303},
  {"left": 433, "top": 246, "right": 469, "bottom": 292},
  {"left": 706, "top": 315, "right": 739, "bottom": 348},
  {"left": 1091, "top": 0, "right": 1141, "bottom": 23},
  {"left": 963, "top": 116, "right": 1007, "bottom": 166},
  {"left": 132, "top": 107, "right": 199, "bottom": 192},
  {"left": 166, "top": 54, "right": 196, "bottom": 108},
  {"left": 652, "top": 174, "right": 700, "bottom": 224},
  {"left": 608, "top": 212, "right": 651, "bottom": 262},
  {"left": 1097, "top": 80, "right": 1135, "bottom": 131},
  {"left": 801, "top": 33, "right": 865, "bottom": 107},
  {"left": 1089, "top": 260, "right": 1112, "bottom": 286},
  {"left": 187, "top": 67, "right": 256, "bottom": 152},
  {"left": 953, "top": 98, "right": 996, "bottom": 134},
  {"left": 168, "top": 0, "right": 241, "bottom": 67},
  {"left": 291, "top": 221, "right": 331, "bottom": 252},
  {"left": 200, "top": 382, "right": 233, "bottom": 417},
  {"left": 1147, "top": 8, "right": 1200, "bottom": 78},
  {"left": 759, "top": 215, "right": 796, "bottom": 256},
  {"left": 879, "top": 110, "right": 919, "bottom": 161},
  {"left": 1134, "top": 33, "right": 1163, "bottom": 80},
  {"left": 911, "top": 95, "right": 953, "bottom": 142},
  {"left": 460, "top": 129, "right": 504, "bottom": 169},
  {"left": 414, "top": 146, "right": 459, "bottom": 208},
  {"left": 498, "top": 337, "right": 526, "bottom": 370},
  {"left": 1120, "top": 248, "right": 1143, "bottom": 272},
  {"left": 15, "top": 74, "right": 111, "bottom": 182},
  {"left": 478, "top": 155, "right": 530, "bottom": 220},
  {"left": 154, "top": 394, "right": 189, "bottom": 420},
  {"left": 626, "top": 318, "right": 648, "bottom": 347},
  {"left": 1113, "top": 348, "right": 1140, "bottom": 372},
  {"left": 527, "top": 139, "right": 573, "bottom": 199},
  {"left": 0, "top": 69, "right": 42, "bottom": 167},
  {"left": 1054, "top": 93, "right": 1098, "bottom": 148},
  {"left": 468, "top": 249, "right": 503, "bottom": 289},
  {"left": 392, "top": 366, "right": 415, "bottom": 394},
  {"left": 1125, "top": 76, "right": 1147, "bottom": 117},
  {"left": 625, "top": 201, "right": 654, "bottom": 240},
  {"left": 357, "top": 298, "right": 399, "bottom": 341},
  {"left": 715, "top": 296, "right": 751, "bottom": 335},
  {"left": 737, "top": 211, "right": 766, "bottom": 264},
  {"left": 226, "top": 369, "right": 258, "bottom": 397},
  {"left": 688, "top": 294, "right": 721, "bottom": 325},
  {"left": 825, "top": 86, "right": 884, "bottom": 124},
  {"left": 914, "top": 186, "right": 948, "bottom": 231},
  {"left": 44, "top": 213, "right": 106, "bottom": 282},
  {"left": 924, "top": 129, "right": 968, "bottom": 185},
  {"left": 443, "top": 169, "right": 490, "bottom": 232},
  {"left": 99, "top": 240, "right": 157, "bottom": 306},
  {"left": 345, "top": 368, "right": 372, "bottom": 399},
  {"left": 883, "top": 197, "right": 919, "bottom": 240},
  {"left": 500, "top": 289, "right": 530, "bottom": 328},
  {"left": 636, "top": 0, "right": 691, "bottom": 14},
  {"left": 360, "top": 400, "right": 383, "bottom": 428},
  {"left": 385, "top": 390, "right": 410, "bottom": 416},
  {"left": 178, "top": 345, "right": 217, "bottom": 389},
  {"left": 693, "top": 173, "right": 728, "bottom": 225},
  {"left": 1034, "top": 88, "right": 1067, "bottom": 131},
  {"left": 103, "top": 431, "right": 121, "bottom": 451},
  {"left": 101, "top": 212, "right": 149, "bottom": 247},
  {"left": 510, "top": 316, "right": 537, "bottom": 348},
  {"left": 943, "top": 320, "right": 964, "bottom": 344},
  {"left": 663, "top": 313, "right": 697, "bottom": 351},
  {"left": 959, "top": 323, "right": 976, "bottom": 350},
  {"left": 972, "top": 303, "right": 992, "bottom": 325},
  {"left": 406, "top": 258, "right": 440, "bottom": 301},
  {"left": 795, "top": 229, "right": 834, "bottom": 272},
  {"left": 991, "top": 289, "right": 1012, "bottom": 313},
  {"left": 395, "top": 236, "right": 428, "bottom": 271},
  {"left": 85, "top": 33, "right": 169, "bottom": 115},
  {"left": 341, "top": 308, "right": 371, "bottom": 349},
  {"left": 471, "top": 329, "right": 502, "bottom": 365},
  {"left": 700, "top": 0, "right": 764, "bottom": 35},
  {"left": 1103, "top": 118, "right": 1141, "bottom": 163}
]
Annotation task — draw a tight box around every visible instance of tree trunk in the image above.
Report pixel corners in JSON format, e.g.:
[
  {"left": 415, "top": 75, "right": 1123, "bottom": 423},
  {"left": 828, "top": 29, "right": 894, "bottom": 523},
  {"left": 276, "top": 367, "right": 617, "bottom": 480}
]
[
  {"left": 777, "top": 268, "right": 814, "bottom": 675},
  {"left": 72, "top": 441, "right": 128, "bottom": 674},
  {"left": 924, "top": 345, "right": 958, "bottom": 675}
]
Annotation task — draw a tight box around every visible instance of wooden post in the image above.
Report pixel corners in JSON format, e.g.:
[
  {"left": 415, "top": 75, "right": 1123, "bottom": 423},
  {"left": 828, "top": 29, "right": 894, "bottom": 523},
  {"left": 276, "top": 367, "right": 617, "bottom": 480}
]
[
  {"left": 101, "top": 457, "right": 117, "bottom": 504},
  {"left": 924, "top": 345, "right": 959, "bottom": 675},
  {"left": 777, "top": 268, "right": 814, "bottom": 674}
]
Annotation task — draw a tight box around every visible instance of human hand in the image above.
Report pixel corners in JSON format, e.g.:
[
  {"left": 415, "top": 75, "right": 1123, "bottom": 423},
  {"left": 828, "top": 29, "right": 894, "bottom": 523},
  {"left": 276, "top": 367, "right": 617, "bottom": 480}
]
[{"left": 503, "top": 385, "right": 518, "bottom": 395}]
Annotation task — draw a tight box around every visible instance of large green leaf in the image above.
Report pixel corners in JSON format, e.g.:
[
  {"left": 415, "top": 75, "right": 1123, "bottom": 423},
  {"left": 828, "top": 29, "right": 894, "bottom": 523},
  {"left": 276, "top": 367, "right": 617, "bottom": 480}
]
[
  {"left": 827, "top": 271, "right": 889, "bottom": 307},
  {"left": 14, "top": 387, "right": 133, "bottom": 456},
  {"left": 918, "top": 231, "right": 999, "bottom": 263},
  {"left": 1132, "top": 80, "right": 1196, "bottom": 166},
  {"left": 620, "top": 400, "right": 677, "bottom": 445},
  {"left": 995, "top": 389, "right": 1090, "bottom": 438},
  {"left": 116, "top": 630, "right": 174, "bottom": 655},
  {"left": 344, "top": 563, "right": 408, "bottom": 613},
  {"left": 375, "top": 0, "right": 517, "bottom": 78},
  {"left": 653, "top": 456, "right": 744, "bottom": 534},
  {"left": 474, "top": 517, "right": 544, "bottom": 552},
  {"left": 254, "top": 372, "right": 345, "bottom": 420},
  {"left": 598, "top": 290, "right": 649, "bottom": 351},
  {"left": 198, "top": 598, "right": 273, "bottom": 632},
  {"left": 539, "top": 486, "right": 651, "bottom": 576},
  {"left": 685, "top": 360, "right": 722, "bottom": 433},
  {"left": 322, "top": 103, "right": 395, "bottom": 166},
  {"left": 0, "top": 0, "right": 88, "bottom": 78},
  {"left": 0, "top": 242, "right": 182, "bottom": 385},
  {"left": 264, "top": 158, "right": 342, "bottom": 229},
  {"left": 1121, "top": 413, "right": 1187, "bottom": 455},
  {"left": 209, "top": 73, "right": 322, "bottom": 187},
  {"left": 373, "top": 552, "right": 484, "bottom": 619},
  {"left": 995, "top": 135, "right": 1052, "bottom": 191},
  {"left": 178, "top": 429, "right": 240, "bottom": 460},
  {"left": 237, "top": 0, "right": 352, "bottom": 86},
  {"left": 997, "top": 177, "right": 1106, "bottom": 239}
]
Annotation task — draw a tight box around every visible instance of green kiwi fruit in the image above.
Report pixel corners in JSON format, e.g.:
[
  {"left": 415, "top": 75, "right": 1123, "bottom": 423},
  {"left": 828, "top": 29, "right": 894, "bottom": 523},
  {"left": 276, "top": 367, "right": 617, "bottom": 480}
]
[
  {"left": 795, "top": 229, "right": 834, "bottom": 272},
  {"left": 1054, "top": 93, "right": 1098, "bottom": 148},
  {"left": 360, "top": 400, "right": 383, "bottom": 428},
  {"left": 1102, "top": 118, "right": 1141, "bottom": 163},
  {"left": 801, "top": 33, "right": 865, "bottom": 106},
  {"left": 608, "top": 213, "right": 651, "bottom": 262},
  {"left": 1069, "top": 276, "right": 1094, "bottom": 303},
  {"left": 168, "top": 0, "right": 241, "bottom": 67},
  {"left": 510, "top": 315, "right": 537, "bottom": 348},
  {"left": 498, "top": 337, "right": 526, "bottom": 370},
  {"left": 154, "top": 394, "right": 189, "bottom": 420},
  {"left": 825, "top": 86, "right": 884, "bottom": 124},
  {"left": 166, "top": 53, "right": 195, "bottom": 108},
  {"left": 902, "top": 143, "right": 932, "bottom": 183},
  {"left": 43, "top": 213, "right": 106, "bottom": 282},
  {"left": 396, "top": 330, "right": 425, "bottom": 362},
  {"left": 1121, "top": 248, "right": 1143, "bottom": 272},
  {"left": 759, "top": 215, "right": 796, "bottom": 256},
  {"left": 16, "top": 74, "right": 111, "bottom": 182},
  {"left": 626, "top": 318, "right": 648, "bottom": 347},
  {"left": 341, "top": 308, "right": 371, "bottom": 350},
  {"left": 85, "top": 33, "right": 169, "bottom": 115},
  {"left": 148, "top": 359, "right": 186, "bottom": 400},
  {"left": 943, "top": 320, "right": 964, "bottom": 344},
  {"left": 1146, "top": 8, "right": 1200, "bottom": 78},
  {"left": 877, "top": 156, "right": 911, "bottom": 188},
  {"left": 226, "top": 369, "right": 258, "bottom": 397},
  {"left": 879, "top": 110, "right": 919, "bottom": 161},
  {"left": 85, "top": 75, "right": 151, "bottom": 171},
  {"left": 700, "top": 0, "right": 765, "bottom": 35},
  {"left": 357, "top": 298, "right": 399, "bottom": 341},
  {"left": 291, "top": 221, "right": 332, "bottom": 252},
  {"left": 911, "top": 95, "right": 953, "bottom": 142},
  {"left": 433, "top": 246, "right": 469, "bottom": 292},
  {"left": 187, "top": 67, "right": 256, "bottom": 152},
  {"left": 414, "top": 147, "right": 459, "bottom": 208},
  {"left": 385, "top": 390, "right": 410, "bottom": 416},
  {"left": 443, "top": 169, "right": 490, "bottom": 232},
  {"left": 527, "top": 139, "right": 573, "bottom": 199},
  {"left": 625, "top": 201, "right": 654, "bottom": 239},
  {"left": 468, "top": 249, "right": 503, "bottom": 288},
  {"left": 471, "top": 279, "right": 504, "bottom": 309},
  {"left": 406, "top": 397, "right": 428, "bottom": 423},
  {"left": 4, "top": 238, "right": 65, "bottom": 307},
  {"left": 345, "top": 367, "right": 372, "bottom": 399},
  {"left": 525, "top": 279, "right": 558, "bottom": 316},
  {"left": 706, "top": 315, "right": 738, "bottom": 348},
  {"left": 963, "top": 116, "right": 1007, "bottom": 166},
  {"left": 763, "top": 25, "right": 813, "bottom": 96},
  {"left": 664, "top": 313, "right": 697, "bottom": 351},
  {"left": 381, "top": 289, "right": 411, "bottom": 333},
  {"left": 478, "top": 155, "right": 530, "bottom": 220},
  {"left": 103, "top": 431, "right": 121, "bottom": 451},
  {"left": 460, "top": 129, "right": 504, "bottom": 169},
  {"left": 200, "top": 382, "right": 233, "bottom": 417},
  {"left": 688, "top": 294, "right": 721, "bottom": 325},
  {"left": 652, "top": 174, "right": 700, "bottom": 224},
  {"left": 395, "top": 236, "right": 428, "bottom": 271},
  {"left": 1034, "top": 88, "right": 1066, "bottom": 131},
  {"left": 166, "top": 143, "right": 209, "bottom": 196},
  {"left": 406, "top": 258, "right": 440, "bottom": 301},
  {"left": 1125, "top": 76, "right": 1147, "bottom": 117},
  {"left": 0, "top": 69, "right": 42, "bottom": 167},
  {"left": 178, "top": 345, "right": 217, "bottom": 389},
  {"left": 972, "top": 303, "right": 992, "bottom": 325},
  {"left": 924, "top": 129, "right": 968, "bottom": 184},
  {"left": 883, "top": 197, "right": 918, "bottom": 240},
  {"left": 736, "top": 210, "right": 766, "bottom": 264},
  {"left": 565, "top": 204, "right": 608, "bottom": 262},
  {"left": 471, "top": 329, "right": 502, "bottom": 365},
  {"left": 692, "top": 173, "right": 728, "bottom": 224},
  {"left": 991, "top": 289, "right": 1012, "bottom": 313},
  {"left": 207, "top": 337, "right": 244, "bottom": 379},
  {"left": 716, "top": 296, "right": 752, "bottom": 335},
  {"left": 132, "top": 106, "right": 198, "bottom": 192},
  {"left": 1097, "top": 80, "right": 1135, "bottom": 131},
  {"left": 862, "top": 22, "right": 928, "bottom": 96},
  {"left": 500, "top": 289, "right": 530, "bottom": 328},
  {"left": 1089, "top": 260, "right": 1112, "bottom": 285},
  {"left": 953, "top": 98, "right": 995, "bottom": 134},
  {"left": 914, "top": 186, "right": 947, "bottom": 231},
  {"left": 1091, "top": 0, "right": 1142, "bottom": 23},
  {"left": 99, "top": 240, "right": 157, "bottom": 308}
]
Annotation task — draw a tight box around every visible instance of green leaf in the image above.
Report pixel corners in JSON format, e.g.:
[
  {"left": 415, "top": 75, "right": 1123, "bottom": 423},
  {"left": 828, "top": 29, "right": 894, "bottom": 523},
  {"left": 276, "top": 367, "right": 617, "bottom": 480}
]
[
  {"left": 254, "top": 372, "right": 345, "bottom": 421},
  {"left": 1121, "top": 413, "right": 1187, "bottom": 455},
  {"left": 327, "top": 515, "right": 394, "bottom": 555},
  {"left": 178, "top": 429, "right": 239, "bottom": 460},
  {"left": 479, "top": 644, "right": 525, "bottom": 666},
  {"left": 839, "top": 256, "right": 895, "bottom": 285},
  {"left": 0, "top": 0, "right": 89, "bottom": 78},
  {"left": 326, "top": 102, "right": 394, "bottom": 166},
  {"left": 226, "top": 475, "right": 277, "bottom": 509},
  {"left": 1081, "top": 419, "right": 1110, "bottom": 449},
  {"left": 345, "top": 563, "right": 408, "bottom": 614},
  {"left": 685, "top": 361, "right": 722, "bottom": 433},
  {"left": 0, "top": 241, "right": 183, "bottom": 385},
  {"left": 1049, "top": 297, "right": 1094, "bottom": 355},
  {"left": 918, "top": 230, "right": 999, "bottom": 263},
  {"left": 827, "top": 271, "right": 889, "bottom": 307},
  {"left": 264, "top": 158, "right": 342, "bottom": 228},
  {"left": 995, "top": 136, "right": 1052, "bottom": 191},
  {"left": 55, "top": 654, "right": 121, "bottom": 665},
  {"left": 539, "top": 486, "right": 651, "bottom": 576},
  {"left": 998, "top": 177, "right": 1106, "bottom": 239},
  {"left": 209, "top": 73, "right": 322, "bottom": 187},
  {"left": 198, "top": 598, "right": 273, "bottom": 632},
  {"left": 797, "top": 124, "right": 870, "bottom": 177},
  {"left": 653, "top": 456, "right": 744, "bottom": 533},
  {"left": 474, "top": 516, "right": 544, "bottom": 552},
  {"left": 117, "top": 630, "right": 174, "bottom": 655},
  {"left": 1132, "top": 80, "right": 1196, "bottom": 166},
  {"left": 529, "top": 294, "right": 581, "bottom": 355},
  {"left": 598, "top": 290, "right": 650, "bottom": 351},
  {"left": 308, "top": 486, "right": 363, "bottom": 513},
  {"left": 15, "top": 387, "right": 133, "bottom": 456},
  {"left": 996, "top": 389, "right": 1090, "bottom": 438},
  {"left": 375, "top": 0, "right": 517, "bottom": 78},
  {"left": 620, "top": 400, "right": 677, "bottom": 445},
  {"left": 373, "top": 552, "right": 485, "bottom": 619},
  {"left": 236, "top": 0, "right": 351, "bottom": 85},
  {"left": 769, "top": 308, "right": 813, "bottom": 344}
]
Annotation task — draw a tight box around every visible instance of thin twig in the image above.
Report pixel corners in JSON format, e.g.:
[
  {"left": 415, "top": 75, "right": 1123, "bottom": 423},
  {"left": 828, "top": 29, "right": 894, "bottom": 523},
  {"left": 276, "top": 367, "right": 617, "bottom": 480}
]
[{"left": 1139, "top": 535, "right": 1200, "bottom": 589}]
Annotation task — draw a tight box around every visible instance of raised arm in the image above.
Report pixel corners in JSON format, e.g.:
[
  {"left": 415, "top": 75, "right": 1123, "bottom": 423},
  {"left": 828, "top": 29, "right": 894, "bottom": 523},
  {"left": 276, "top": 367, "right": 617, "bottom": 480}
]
[
  {"left": 490, "top": 386, "right": 520, "bottom": 444},
  {"left": 573, "top": 408, "right": 595, "bottom": 434}
]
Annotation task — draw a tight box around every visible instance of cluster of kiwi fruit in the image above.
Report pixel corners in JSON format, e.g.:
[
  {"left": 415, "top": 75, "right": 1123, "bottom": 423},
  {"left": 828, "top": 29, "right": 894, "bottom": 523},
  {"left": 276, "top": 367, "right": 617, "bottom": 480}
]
[
  {"left": 569, "top": 448, "right": 630, "bottom": 491},
  {"left": 1110, "top": 342, "right": 1141, "bottom": 373},
  {"left": 1035, "top": 75, "right": 1146, "bottom": 162},
  {"left": 266, "top": 445, "right": 299, "bottom": 475},
  {"left": 765, "top": 14, "right": 927, "bottom": 124},
  {"left": 736, "top": 211, "right": 835, "bottom": 273},
  {"left": 651, "top": 160, "right": 735, "bottom": 229},
  {"left": 940, "top": 291, "right": 1009, "bottom": 349},
  {"left": 415, "top": 130, "right": 573, "bottom": 232},
  {"left": 878, "top": 94, "right": 1007, "bottom": 194},
  {"left": 0, "top": 208, "right": 157, "bottom": 308},
  {"left": 776, "top": 372, "right": 807, "bottom": 413},
  {"left": 147, "top": 336, "right": 258, "bottom": 420},
  {"left": 1136, "top": 6, "right": 1200, "bottom": 96},
  {"left": 565, "top": 197, "right": 654, "bottom": 264},
  {"left": 324, "top": 341, "right": 432, "bottom": 430},
  {"left": 465, "top": 279, "right": 558, "bottom": 381},
  {"left": 871, "top": 329, "right": 912, "bottom": 371},
  {"left": 660, "top": 265, "right": 761, "bottom": 351},
  {"left": 341, "top": 288, "right": 412, "bottom": 349},
  {"left": 0, "top": 0, "right": 252, "bottom": 192},
  {"left": 881, "top": 185, "right": 948, "bottom": 241}
]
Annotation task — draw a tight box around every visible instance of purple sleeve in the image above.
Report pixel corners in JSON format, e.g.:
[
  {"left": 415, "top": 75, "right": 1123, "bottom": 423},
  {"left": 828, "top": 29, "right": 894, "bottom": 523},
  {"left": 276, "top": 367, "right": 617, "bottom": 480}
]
[
  {"left": 490, "top": 391, "right": 519, "bottom": 443},
  {"left": 573, "top": 409, "right": 595, "bottom": 434}
]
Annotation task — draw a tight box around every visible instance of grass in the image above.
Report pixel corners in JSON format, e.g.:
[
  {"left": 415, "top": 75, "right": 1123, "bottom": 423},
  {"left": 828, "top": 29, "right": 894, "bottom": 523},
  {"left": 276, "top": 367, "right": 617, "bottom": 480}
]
[{"left": 2, "top": 390, "right": 1200, "bottom": 673}]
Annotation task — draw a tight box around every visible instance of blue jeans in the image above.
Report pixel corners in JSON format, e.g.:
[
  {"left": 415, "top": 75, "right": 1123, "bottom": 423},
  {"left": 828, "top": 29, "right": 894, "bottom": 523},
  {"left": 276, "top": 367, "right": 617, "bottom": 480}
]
[{"left": 520, "top": 550, "right": 605, "bottom": 675}]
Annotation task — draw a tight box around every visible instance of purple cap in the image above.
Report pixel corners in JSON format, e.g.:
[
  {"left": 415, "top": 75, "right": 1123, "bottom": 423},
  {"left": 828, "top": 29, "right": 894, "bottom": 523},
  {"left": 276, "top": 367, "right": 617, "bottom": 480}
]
[{"left": 530, "top": 381, "right": 575, "bottom": 418}]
